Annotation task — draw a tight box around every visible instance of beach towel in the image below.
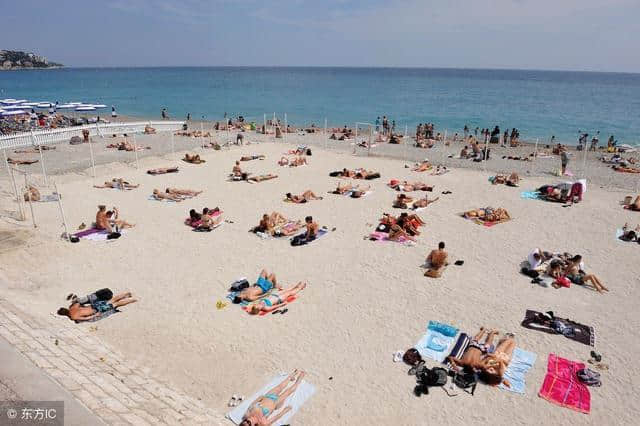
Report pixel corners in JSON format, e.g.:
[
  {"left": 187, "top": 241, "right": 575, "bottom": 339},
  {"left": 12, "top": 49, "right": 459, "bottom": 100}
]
[
  {"left": 148, "top": 195, "right": 179, "bottom": 202},
  {"left": 499, "top": 348, "right": 536, "bottom": 394},
  {"left": 538, "top": 353, "right": 590, "bottom": 414},
  {"left": 226, "top": 373, "right": 315, "bottom": 426},
  {"left": 442, "top": 332, "right": 470, "bottom": 369},
  {"left": 415, "top": 320, "right": 459, "bottom": 362},
  {"left": 616, "top": 228, "right": 625, "bottom": 241},
  {"left": 368, "top": 230, "right": 414, "bottom": 245},
  {"left": 76, "top": 229, "right": 127, "bottom": 241},
  {"left": 462, "top": 214, "right": 511, "bottom": 227},
  {"left": 521, "top": 310, "right": 595, "bottom": 347},
  {"left": 520, "top": 191, "right": 541, "bottom": 200},
  {"left": 36, "top": 193, "right": 60, "bottom": 202},
  {"left": 241, "top": 294, "right": 298, "bottom": 316},
  {"left": 290, "top": 229, "right": 328, "bottom": 246}
]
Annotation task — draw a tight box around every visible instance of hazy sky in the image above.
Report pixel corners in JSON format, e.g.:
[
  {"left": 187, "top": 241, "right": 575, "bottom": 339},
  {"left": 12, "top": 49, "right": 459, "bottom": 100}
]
[{"left": 2, "top": 0, "right": 639, "bottom": 72}]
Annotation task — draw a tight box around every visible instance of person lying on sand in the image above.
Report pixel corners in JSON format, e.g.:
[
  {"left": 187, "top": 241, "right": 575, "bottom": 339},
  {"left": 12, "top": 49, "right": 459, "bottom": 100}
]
[
  {"left": 7, "top": 157, "right": 38, "bottom": 165},
  {"left": 285, "top": 191, "right": 322, "bottom": 203},
  {"left": 464, "top": 207, "right": 510, "bottom": 222},
  {"left": 152, "top": 189, "right": 184, "bottom": 201},
  {"left": 431, "top": 165, "right": 449, "bottom": 175},
  {"left": 94, "top": 178, "right": 139, "bottom": 190},
  {"left": 183, "top": 153, "right": 205, "bottom": 164},
  {"left": 393, "top": 194, "right": 414, "bottom": 209},
  {"left": 248, "top": 282, "right": 307, "bottom": 315},
  {"left": 412, "top": 195, "right": 439, "bottom": 210},
  {"left": 107, "top": 141, "right": 137, "bottom": 151},
  {"left": 625, "top": 196, "right": 640, "bottom": 211},
  {"left": 57, "top": 291, "right": 137, "bottom": 322},
  {"left": 240, "top": 155, "right": 265, "bottom": 161},
  {"left": 388, "top": 180, "right": 433, "bottom": 192},
  {"left": 147, "top": 167, "right": 178, "bottom": 175},
  {"left": 613, "top": 165, "right": 640, "bottom": 173},
  {"left": 234, "top": 269, "right": 282, "bottom": 303},
  {"left": 23, "top": 185, "right": 40, "bottom": 202},
  {"left": 252, "top": 212, "right": 300, "bottom": 236},
  {"left": 144, "top": 125, "right": 156, "bottom": 134},
  {"left": 412, "top": 161, "right": 433, "bottom": 172},
  {"left": 241, "top": 370, "right": 306, "bottom": 426},
  {"left": 620, "top": 223, "right": 640, "bottom": 242},
  {"left": 107, "top": 207, "right": 135, "bottom": 229},
  {"left": 424, "top": 241, "right": 448, "bottom": 277},
  {"left": 561, "top": 255, "right": 609, "bottom": 293},
  {"left": 248, "top": 174, "right": 278, "bottom": 182},
  {"left": 167, "top": 188, "right": 202, "bottom": 197},
  {"left": 330, "top": 183, "right": 370, "bottom": 198},
  {"left": 448, "top": 327, "right": 499, "bottom": 371},
  {"left": 14, "top": 146, "right": 55, "bottom": 154},
  {"left": 196, "top": 208, "right": 223, "bottom": 230},
  {"left": 354, "top": 169, "right": 380, "bottom": 180},
  {"left": 538, "top": 183, "right": 583, "bottom": 204},
  {"left": 492, "top": 173, "right": 520, "bottom": 187}
]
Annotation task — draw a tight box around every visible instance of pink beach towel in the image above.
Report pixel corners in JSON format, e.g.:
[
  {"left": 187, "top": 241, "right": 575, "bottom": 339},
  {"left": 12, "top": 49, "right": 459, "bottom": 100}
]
[
  {"left": 538, "top": 353, "right": 590, "bottom": 414},
  {"left": 368, "top": 231, "right": 411, "bottom": 243}
]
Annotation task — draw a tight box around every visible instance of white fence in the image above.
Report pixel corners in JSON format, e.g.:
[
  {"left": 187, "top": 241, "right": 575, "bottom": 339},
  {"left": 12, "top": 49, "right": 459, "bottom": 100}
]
[{"left": 0, "top": 121, "right": 185, "bottom": 150}]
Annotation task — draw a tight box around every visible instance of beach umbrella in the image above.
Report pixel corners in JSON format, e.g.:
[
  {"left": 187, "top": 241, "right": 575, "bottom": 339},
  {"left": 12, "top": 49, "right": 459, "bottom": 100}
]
[
  {"left": 1, "top": 99, "right": 25, "bottom": 105},
  {"left": 56, "top": 104, "right": 76, "bottom": 110},
  {"left": 35, "top": 103, "right": 52, "bottom": 109},
  {"left": 75, "top": 106, "right": 96, "bottom": 112},
  {"left": 3, "top": 104, "right": 30, "bottom": 110},
  {"left": 0, "top": 110, "right": 27, "bottom": 116}
]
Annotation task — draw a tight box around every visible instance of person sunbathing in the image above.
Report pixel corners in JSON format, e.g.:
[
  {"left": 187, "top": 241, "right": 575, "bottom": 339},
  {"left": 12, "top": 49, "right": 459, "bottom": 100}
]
[
  {"left": 240, "top": 155, "right": 265, "bottom": 161},
  {"left": 247, "top": 282, "right": 307, "bottom": 315},
  {"left": 448, "top": 327, "right": 499, "bottom": 371},
  {"left": 278, "top": 157, "right": 290, "bottom": 166},
  {"left": 23, "top": 185, "right": 41, "bottom": 202},
  {"left": 431, "top": 165, "right": 449, "bottom": 175},
  {"left": 197, "top": 208, "right": 223, "bottom": 230},
  {"left": 620, "top": 223, "right": 640, "bottom": 242},
  {"left": 285, "top": 191, "right": 322, "bottom": 203},
  {"left": 7, "top": 157, "right": 38, "bottom": 165},
  {"left": 460, "top": 146, "right": 470, "bottom": 159},
  {"left": 563, "top": 255, "right": 609, "bottom": 293},
  {"left": 393, "top": 194, "right": 414, "bottom": 209},
  {"left": 354, "top": 169, "right": 380, "bottom": 180},
  {"left": 231, "top": 161, "right": 245, "bottom": 178},
  {"left": 94, "top": 178, "right": 139, "bottom": 190},
  {"left": 332, "top": 183, "right": 354, "bottom": 194},
  {"left": 625, "top": 195, "right": 640, "bottom": 211},
  {"left": 331, "top": 183, "right": 369, "bottom": 197},
  {"left": 152, "top": 189, "right": 184, "bottom": 201},
  {"left": 144, "top": 125, "right": 156, "bottom": 134},
  {"left": 167, "top": 188, "right": 202, "bottom": 197},
  {"left": 107, "top": 141, "right": 135, "bottom": 151},
  {"left": 478, "top": 333, "right": 516, "bottom": 386},
  {"left": 613, "top": 165, "right": 640, "bottom": 173},
  {"left": 147, "top": 167, "right": 178, "bottom": 175},
  {"left": 241, "top": 370, "right": 306, "bottom": 426},
  {"left": 184, "top": 153, "right": 204, "bottom": 164},
  {"left": 412, "top": 195, "right": 439, "bottom": 209},
  {"left": 95, "top": 205, "right": 112, "bottom": 232},
  {"left": 464, "top": 207, "right": 510, "bottom": 222},
  {"left": 424, "top": 241, "right": 448, "bottom": 277},
  {"left": 396, "top": 212, "right": 421, "bottom": 236},
  {"left": 248, "top": 174, "right": 278, "bottom": 182},
  {"left": 290, "top": 156, "right": 307, "bottom": 167},
  {"left": 412, "top": 161, "right": 432, "bottom": 172},
  {"left": 106, "top": 207, "right": 135, "bottom": 229},
  {"left": 235, "top": 269, "right": 282, "bottom": 302},
  {"left": 57, "top": 291, "right": 137, "bottom": 322},
  {"left": 388, "top": 180, "right": 433, "bottom": 192},
  {"left": 253, "top": 212, "right": 298, "bottom": 236},
  {"left": 492, "top": 173, "right": 520, "bottom": 187}
]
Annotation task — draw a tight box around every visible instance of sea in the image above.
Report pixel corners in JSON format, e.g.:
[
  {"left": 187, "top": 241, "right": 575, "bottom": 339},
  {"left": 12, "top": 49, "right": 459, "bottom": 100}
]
[{"left": 1, "top": 67, "right": 639, "bottom": 145}]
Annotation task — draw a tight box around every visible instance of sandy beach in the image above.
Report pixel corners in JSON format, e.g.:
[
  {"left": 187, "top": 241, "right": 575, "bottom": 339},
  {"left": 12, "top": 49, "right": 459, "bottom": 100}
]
[{"left": 1, "top": 130, "right": 640, "bottom": 425}]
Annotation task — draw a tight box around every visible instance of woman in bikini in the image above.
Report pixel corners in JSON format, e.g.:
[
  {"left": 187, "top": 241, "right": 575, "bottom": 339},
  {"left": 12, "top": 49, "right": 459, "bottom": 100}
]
[
  {"left": 478, "top": 333, "right": 516, "bottom": 386},
  {"left": 413, "top": 161, "right": 432, "bottom": 172},
  {"left": 625, "top": 195, "right": 640, "bottom": 211},
  {"left": 492, "top": 173, "right": 520, "bottom": 186},
  {"left": 249, "top": 174, "right": 278, "bottom": 182},
  {"left": 241, "top": 370, "right": 306, "bottom": 426},
  {"left": 183, "top": 153, "right": 203, "bottom": 163},
  {"left": 464, "top": 207, "right": 510, "bottom": 222},
  {"left": 94, "top": 178, "right": 139, "bottom": 190},
  {"left": 563, "top": 255, "right": 609, "bottom": 293},
  {"left": 448, "top": 327, "right": 499, "bottom": 371},
  {"left": 285, "top": 191, "right": 322, "bottom": 203},
  {"left": 153, "top": 189, "right": 184, "bottom": 201},
  {"left": 247, "top": 282, "right": 307, "bottom": 315},
  {"left": 166, "top": 188, "right": 202, "bottom": 197}
]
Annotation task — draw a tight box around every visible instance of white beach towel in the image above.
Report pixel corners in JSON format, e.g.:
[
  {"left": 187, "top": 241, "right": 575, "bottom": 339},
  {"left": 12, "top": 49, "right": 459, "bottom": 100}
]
[
  {"left": 82, "top": 229, "right": 127, "bottom": 241},
  {"left": 226, "top": 373, "right": 315, "bottom": 426}
]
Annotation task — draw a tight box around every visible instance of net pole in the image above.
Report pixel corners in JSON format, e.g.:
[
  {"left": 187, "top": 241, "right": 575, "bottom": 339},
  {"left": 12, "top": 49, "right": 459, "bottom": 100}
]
[
  {"left": 37, "top": 143, "right": 48, "bottom": 186},
  {"left": 24, "top": 174, "right": 36, "bottom": 228},
  {"left": 88, "top": 136, "right": 96, "bottom": 178},
  {"left": 54, "top": 183, "right": 71, "bottom": 242},
  {"left": 132, "top": 134, "right": 140, "bottom": 169},
  {"left": 3, "top": 148, "right": 10, "bottom": 176},
  {"left": 171, "top": 132, "right": 175, "bottom": 156},
  {"left": 9, "top": 166, "right": 25, "bottom": 221}
]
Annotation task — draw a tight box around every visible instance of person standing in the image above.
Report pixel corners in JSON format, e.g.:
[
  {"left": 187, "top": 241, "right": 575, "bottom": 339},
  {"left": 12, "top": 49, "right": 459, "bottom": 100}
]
[
  {"left": 161, "top": 108, "right": 167, "bottom": 119},
  {"left": 589, "top": 131, "right": 599, "bottom": 151},
  {"left": 560, "top": 148, "right": 570, "bottom": 175},
  {"left": 463, "top": 125, "right": 469, "bottom": 139},
  {"left": 111, "top": 106, "right": 117, "bottom": 118},
  {"left": 186, "top": 113, "right": 191, "bottom": 121},
  {"left": 375, "top": 116, "right": 380, "bottom": 133}
]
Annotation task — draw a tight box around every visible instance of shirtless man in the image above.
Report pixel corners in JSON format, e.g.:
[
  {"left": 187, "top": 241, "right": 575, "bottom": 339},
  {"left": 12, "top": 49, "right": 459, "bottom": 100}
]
[
  {"left": 303, "top": 216, "right": 318, "bottom": 241},
  {"left": 152, "top": 189, "right": 184, "bottom": 201},
  {"left": 448, "top": 327, "right": 499, "bottom": 371},
  {"left": 94, "top": 178, "right": 139, "bottom": 190},
  {"left": 413, "top": 161, "right": 432, "bottom": 172},
  {"left": 166, "top": 188, "right": 202, "bottom": 197},
  {"left": 412, "top": 195, "right": 439, "bottom": 210},
  {"left": 23, "top": 185, "right": 41, "bottom": 201},
  {"left": 232, "top": 161, "right": 243, "bottom": 177},
  {"left": 625, "top": 195, "right": 640, "bottom": 211},
  {"left": 234, "top": 269, "right": 282, "bottom": 303},
  {"left": 57, "top": 291, "right": 137, "bottom": 322},
  {"left": 393, "top": 194, "right": 414, "bottom": 209},
  {"left": 248, "top": 174, "right": 278, "bottom": 182},
  {"left": 424, "top": 241, "right": 448, "bottom": 277},
  {"left": 95, "top": 205, "right": 112, "bottom": 232}
]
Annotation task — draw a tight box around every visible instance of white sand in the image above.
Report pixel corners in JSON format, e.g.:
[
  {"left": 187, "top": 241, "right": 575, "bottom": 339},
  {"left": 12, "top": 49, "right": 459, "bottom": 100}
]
[{"left": 1, "top": 140, "right": 639, "bottom": 425}]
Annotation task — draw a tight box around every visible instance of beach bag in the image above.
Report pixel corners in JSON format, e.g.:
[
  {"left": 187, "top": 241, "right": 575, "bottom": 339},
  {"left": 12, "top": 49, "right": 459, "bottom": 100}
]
[
  {"left": 555, "top": 276, "right": 571, "bottom": 288},
  {"left": 290, "top": 235, "right": 307, "bottom": 246},
  {"left": 230, "top": 279, "right": 249, "bottom": 292},
  {"left": 106, "top": 232, "right": 121, "bottom": 240},
  {"left": 454, "top": 369, "right": 478, "bottom": 395},
  {"left": 402, "top": 348, "right": 422, "bottom": 366},
  {"left": 329, "top": 171, "right": 341, "bottom": 177},
  {"left": 577, "top": 368, "right": 601, "bottom": 387},
  {"left": 418, "top": 367, "right": 448, "bottom": 387}
]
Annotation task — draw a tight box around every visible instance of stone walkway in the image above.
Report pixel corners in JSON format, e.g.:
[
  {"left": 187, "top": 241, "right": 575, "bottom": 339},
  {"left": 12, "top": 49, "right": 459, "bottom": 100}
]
[{"left": 0, "top": 298, "right": 225, "bottom": 425}]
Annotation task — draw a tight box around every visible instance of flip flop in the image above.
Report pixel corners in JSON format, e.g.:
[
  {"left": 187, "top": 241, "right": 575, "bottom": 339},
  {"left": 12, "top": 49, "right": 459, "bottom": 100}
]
[
  {"left": 393, "top": 351, "right": 403, "bottom": 363},
  {"left": 271, "top": 309, "right": 282, "bottom": 315},
  {"left": 590, "top": 351, "right": 602, "bottom": 362},
  {"left": 280, "top": 308, "right": 289, "bottom": 315},
  {"left": 228, "top": 395, "right": 237, "bottom": 407}
]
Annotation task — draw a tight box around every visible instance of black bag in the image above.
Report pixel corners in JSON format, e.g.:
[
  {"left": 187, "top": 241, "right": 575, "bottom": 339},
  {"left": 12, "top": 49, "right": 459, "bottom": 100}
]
[
  {"left": 290, "top": 235, "right": 308, "bottom": 246},
  {"left": 418, "top": 367, "right": 448, "bottom": 387},
  {"left": 106, "top": 232, "right": 121, "bottom": 240},
  {"left": 453, "top": 369, "right": 478, "bottom": 395},
  {"left": 230, "top": 279, "right": 249, "bottom": 292},
  {"left": 402, "top": 348, "right": 422, "bottom": 366},
  {"left": 329, "top": 171, "right": 340, "bottom": 177}
]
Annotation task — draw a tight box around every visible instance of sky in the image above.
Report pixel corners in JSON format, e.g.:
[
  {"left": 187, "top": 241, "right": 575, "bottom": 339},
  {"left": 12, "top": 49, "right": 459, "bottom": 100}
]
[{"left": 1, "top": 0, "right": 639, "bottom": 72}]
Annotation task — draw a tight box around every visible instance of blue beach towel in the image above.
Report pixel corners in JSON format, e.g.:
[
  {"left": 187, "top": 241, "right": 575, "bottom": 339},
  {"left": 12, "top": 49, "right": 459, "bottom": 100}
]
[
  {"left": 520, "top": 190, "right": 540, "bottom": 200},
  {"left": 499, "top": 347, "right": 537, "bottom": 394},
  {"left": 415, "top": 320, "right": 459, "bottom": 362}
]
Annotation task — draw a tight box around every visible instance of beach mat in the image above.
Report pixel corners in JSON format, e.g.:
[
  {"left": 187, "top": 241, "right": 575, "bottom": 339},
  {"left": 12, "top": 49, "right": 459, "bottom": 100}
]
[
  {"left": 74, "top": 229, "right": 127, "bottom": 241},
  {"left": 538, "top": 353, "right": 590, "bottom": 414},
  {"left": 521, "top": 310, "right": 595, "bottom": 347},
  {"left": 368, "top": 231, "right": 414, "bottom": 245},
  {"left": 499, "top": 348, "right": 536, "bottom": 394},
  {"left": 35, "top": 194, "right": 60, "bottom": 202},
  {"left": 520, "top": 191, "right": 541, "bottom": 200},
  {"left": 148, "top": 195, "right": 179, "bottom": 202},
  {"left": 290, "top": 228, "right": 328, "bottom": 246},
  {"left": 415, "top": 320, "right": 459, "bottom": 362},
  {"left": 226, "top": 373, "right": 315, "bottom": 425}
]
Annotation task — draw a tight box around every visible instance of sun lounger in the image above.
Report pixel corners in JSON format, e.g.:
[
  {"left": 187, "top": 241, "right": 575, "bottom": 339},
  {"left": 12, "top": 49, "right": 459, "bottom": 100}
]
[
  {"left": 226, "top": 373, "right": 315, "bottom": 426},
  {"left": 498, "top": 348, "right": 536, "bottom": 394},
  {"left": 415, "top": 320, "right": 459, "bottom": 362},
  {"left": 538, "top": 353, "right": 590, "bottom": 414}
]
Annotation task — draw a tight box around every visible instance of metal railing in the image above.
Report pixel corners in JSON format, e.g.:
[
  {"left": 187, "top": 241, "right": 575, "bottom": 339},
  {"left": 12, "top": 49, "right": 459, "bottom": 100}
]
[{"left": 0, "top": 121, "right": 185, "bottom": 149}]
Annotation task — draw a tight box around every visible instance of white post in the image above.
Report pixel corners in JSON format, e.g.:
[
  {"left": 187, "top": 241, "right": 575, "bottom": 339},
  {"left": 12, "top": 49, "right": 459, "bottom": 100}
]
[
  {"left": 37, "top": 143, "right": 48, "bottom": 186},
  {"left": 2, "top": 149, "right": 9, "bottom": 176},
  {"left": 132, "top": 134, "right": 139, "bottom": 169},
  {"left": 54, "top": 183, "right": 71, "bottom": 242},
  {"left": 88, "top": 136, "right": 96, "bottom": 178},
  {"left": 171, "top": 132, "right": 175, "bottom": 155},
  {"left": 24, "top": 175, "right": 36, "bottom": 228},
  {"left": 9, "top": 167, "right": 25, "bottom": 221},
  {"left": 530, "top": 138, "right": 539, "bottom": 175}
]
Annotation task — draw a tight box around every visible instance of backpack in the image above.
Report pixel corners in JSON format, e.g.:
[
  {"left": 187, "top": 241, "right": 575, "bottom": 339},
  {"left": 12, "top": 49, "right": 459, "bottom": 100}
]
[
  {"left": 417, "top": 367, "right": 448, "bottom": 387},
  {"left": 453, "top": 369, "right": 478, "bottom": 395},
  {"left": 402, "top": 348, "right": 422, "bottom": 366}
]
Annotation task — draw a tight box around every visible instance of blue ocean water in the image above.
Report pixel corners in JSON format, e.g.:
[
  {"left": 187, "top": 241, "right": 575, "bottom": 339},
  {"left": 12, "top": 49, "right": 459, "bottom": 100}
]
[{"left": 1, "top": 67, "right": 639, "bottom": 144}]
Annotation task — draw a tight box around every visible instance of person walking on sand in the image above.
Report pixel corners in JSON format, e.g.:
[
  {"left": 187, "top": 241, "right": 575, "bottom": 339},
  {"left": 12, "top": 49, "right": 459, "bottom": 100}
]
[
  {"left": 111, "top": 106, "right": 117, "bottom": 118},
  {"left": 560, "top": 148, "right": 570, "bottom": 175}
]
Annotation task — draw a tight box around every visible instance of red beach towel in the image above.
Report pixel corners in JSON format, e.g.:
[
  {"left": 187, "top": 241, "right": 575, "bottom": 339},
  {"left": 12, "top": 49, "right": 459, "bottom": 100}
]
[{"left": 538, "top": 353, "right": 590, "bottom": 414}]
